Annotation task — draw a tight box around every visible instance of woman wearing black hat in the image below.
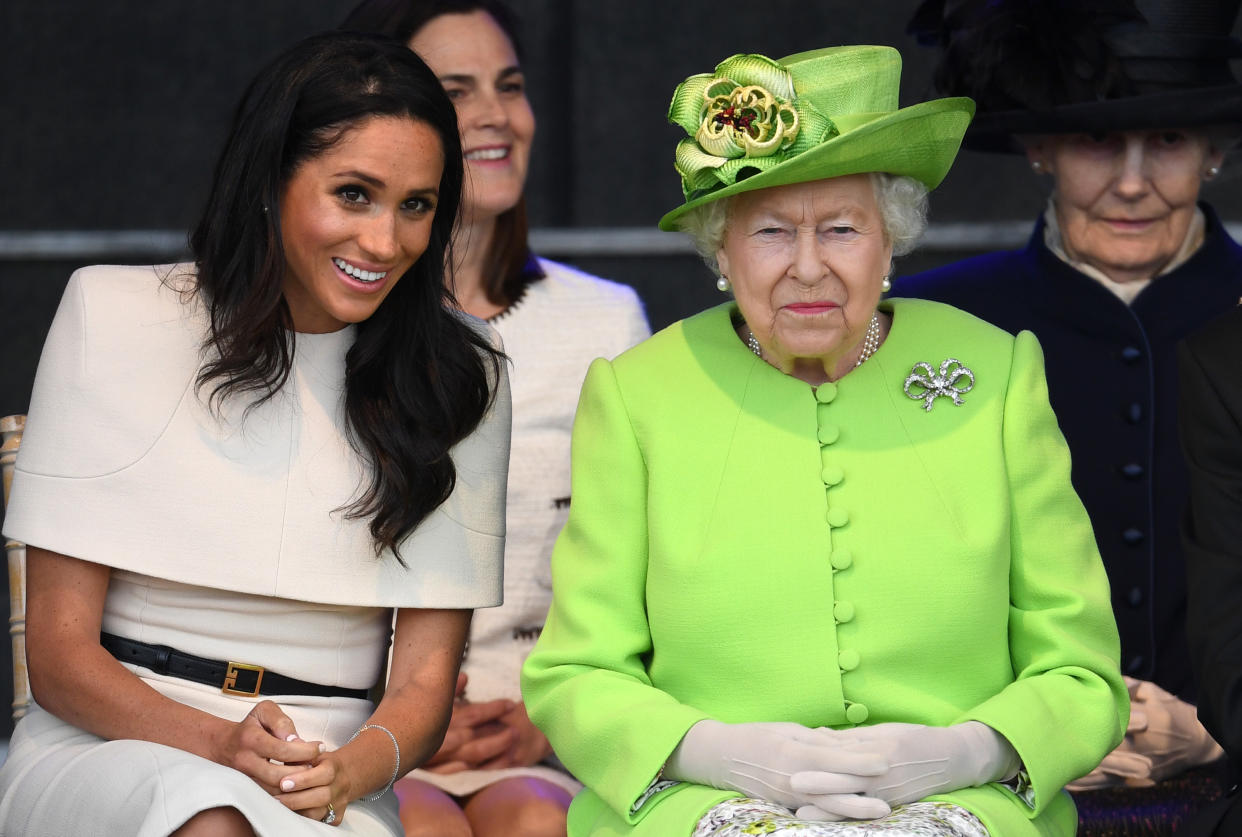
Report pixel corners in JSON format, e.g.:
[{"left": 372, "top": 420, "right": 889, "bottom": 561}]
[{"left": 894, "top": 0, "right": 1239, "bottom": 802}]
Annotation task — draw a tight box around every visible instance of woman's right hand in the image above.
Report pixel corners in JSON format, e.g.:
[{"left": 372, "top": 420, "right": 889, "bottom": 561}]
[
  {"left": 214, "top": 700, "right": 324, "bottom": 793},
  {"left": 664, "top": 720, "right": 893, "bottom": 820}
]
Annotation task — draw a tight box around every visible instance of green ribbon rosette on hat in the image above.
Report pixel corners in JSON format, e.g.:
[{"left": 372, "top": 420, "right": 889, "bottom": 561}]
[
  {"left": 668, "top": 53, "right": 838, "bottom": 200},
  {"left": 658, "top": 45, "right": 975, "bottom": 230}
]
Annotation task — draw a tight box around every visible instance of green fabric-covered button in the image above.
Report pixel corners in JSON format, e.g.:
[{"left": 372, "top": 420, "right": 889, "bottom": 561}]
[
  {"left": 845, "top": 702, "right": 869, "bottom": 724},
  {"left": 826, "top": 507, "right": 849, "bottom": 528},
  {"left": 821, "top": 465, "right": 843, "bottom": 486},
  {"left": 816, "top": 382, "right": 838, "bottom": 403},
  {"left": 818, "top": 424, "right": 840, "bottom": 445},
  {"left": 834, "top": 601, "right": 855, "bottom": 623},
  {"left": 830, "top": 550, "right": 853, "bottom": 570},
  {"left": 838, "top": 649, "right": 860, "bottom": 671}
]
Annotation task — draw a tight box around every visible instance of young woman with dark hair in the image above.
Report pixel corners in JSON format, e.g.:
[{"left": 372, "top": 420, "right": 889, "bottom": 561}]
[
  {"left": 0, "top": 31, "right": 510, "bottom": 837},
  {"left": 342, "top": 0, "right": 536, "bottom": 314},
  {"left": 340, "top": 3, "right": 650, "bottom": 836}
]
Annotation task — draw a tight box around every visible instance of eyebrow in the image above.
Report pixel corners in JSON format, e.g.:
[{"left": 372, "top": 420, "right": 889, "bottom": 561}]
[
  {"left": 752, "top": 205, "right": 869, "bottom": 223},
  {"left": 438, "top": 65, "right": 523, "bottom": 86},
  {"left": 334, "top": 170, "right": 386, "bottom": 187},
  {"left": 332, "top": 172, "right": 438, "bottom": 197}
]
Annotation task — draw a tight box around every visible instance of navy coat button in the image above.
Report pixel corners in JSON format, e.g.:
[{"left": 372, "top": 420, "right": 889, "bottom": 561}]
[
  {"left": 1126, "top": 403, "right": 1143, "bottom": 424},
  {"left": 1128, "top": 586, "right": 1144, "bottom": 606},
  {"left": 1126, "top": 655, "right": 1146, "bottom": 674},
  {"left": 1121, "top": 346, "right": 1142, "bottom": 363},
  {"left": 1120, "top": 463, "right": 1145, "bottom": 479},
  {"left": 1122, "top": 528, "right": 1145, "bottom": 544}
]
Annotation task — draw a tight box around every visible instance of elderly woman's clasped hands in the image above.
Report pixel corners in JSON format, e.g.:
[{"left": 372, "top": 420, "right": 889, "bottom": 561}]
[
  {"left": 1068, "top": 677, "right": 1223, "bottom": 789},
  {"left": 667, "top": 719, "right": 1018, "bottom": 821}
]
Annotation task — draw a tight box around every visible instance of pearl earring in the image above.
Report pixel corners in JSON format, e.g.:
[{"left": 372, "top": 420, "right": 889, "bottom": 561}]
[
  {"left": 881, "top": 274, "right": 892, "bottom": 293},
  {"left": 1206, "top": 166, "right": 1221, "bottom": 180},
  {"left": 1030, "top": 160, "right": 1044, "bottom": 174},
  {"left": 716, "top": 276, "right": 731, "bottom": 293}
]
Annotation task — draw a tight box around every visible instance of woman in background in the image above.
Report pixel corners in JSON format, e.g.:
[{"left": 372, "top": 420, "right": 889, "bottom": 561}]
[
  {"left": 0, "top": 32, "right": 509, "bottom": 836},
  {"left": 1181, "top": 305, "right": 1242, "bottom": 836},
  {"left": 895, "top": 0, "right": 1240, "bottom": 795},
  {"left": 342, "top": 2, "right": 650, "bottom": 835}
]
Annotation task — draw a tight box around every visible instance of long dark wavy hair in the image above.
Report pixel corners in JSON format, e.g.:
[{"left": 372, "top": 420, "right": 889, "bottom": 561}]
[
  {"left": 189, "top": 31, "right": 503, "bottom": 563},
  {"left": 341, "top": 0, "right": 544, "bottom": 309}
]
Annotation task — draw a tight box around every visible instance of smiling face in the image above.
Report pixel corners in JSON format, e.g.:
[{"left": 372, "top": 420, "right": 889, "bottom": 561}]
[
  {"left": 1027, "top": 130, "right": 1222, "bottom": 284},
  {"left": 716, "top": 174, "right": 893, "bottom": 384},
  {"left": 280, "top": 115, "right": 444, "bottom": 333},
  {"left": 410, "top": 10, "right": 535, "bottom": 224}
]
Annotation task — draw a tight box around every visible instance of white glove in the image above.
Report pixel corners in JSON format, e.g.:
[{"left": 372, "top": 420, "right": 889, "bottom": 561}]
[
  {"left": 665, "top": 720, "right": 893, "bottom": 820},
  {"left": 791, "top": 722, "right": 1018, "bottom": 815}
]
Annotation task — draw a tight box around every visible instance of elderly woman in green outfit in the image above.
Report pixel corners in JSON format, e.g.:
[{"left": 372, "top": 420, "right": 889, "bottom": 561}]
[{"left": 521, "top": 46, "right": 1128, "bottom": 837}]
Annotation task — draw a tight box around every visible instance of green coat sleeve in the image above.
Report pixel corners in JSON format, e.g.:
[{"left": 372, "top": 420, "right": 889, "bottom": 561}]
[
  {"left": 959, "top": 330, "right": 1129, "bottom": 813},
  {"left": 521, "top": 358, "right": 713, "bottom": 823}
]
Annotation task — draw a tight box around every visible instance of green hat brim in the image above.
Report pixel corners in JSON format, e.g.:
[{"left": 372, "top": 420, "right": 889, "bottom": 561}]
[{"left": 658, "top": 97, "right": 975, "bottom": 231}]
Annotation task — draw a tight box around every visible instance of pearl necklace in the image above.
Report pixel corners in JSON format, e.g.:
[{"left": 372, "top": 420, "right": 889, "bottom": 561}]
[
  {"left": 747, "top": 313, "right": 883, "bottom": 368},
  {"left": 854, "top": 312, "right": 882, "bottom": 366}
]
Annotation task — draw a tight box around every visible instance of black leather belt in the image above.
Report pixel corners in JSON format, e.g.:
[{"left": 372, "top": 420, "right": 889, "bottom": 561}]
[{"left": 100, "top": 632, "right": 369, "bottom": 700}]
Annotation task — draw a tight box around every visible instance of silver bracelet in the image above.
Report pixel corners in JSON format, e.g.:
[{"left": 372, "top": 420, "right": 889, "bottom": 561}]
[{"left": 348, "top": 723, "right": 401, "bottom": 801}]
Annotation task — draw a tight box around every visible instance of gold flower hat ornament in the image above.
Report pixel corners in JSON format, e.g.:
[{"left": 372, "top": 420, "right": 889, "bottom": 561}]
[{"left": 659, "top": 46, "right": 976, "bottom": 230}]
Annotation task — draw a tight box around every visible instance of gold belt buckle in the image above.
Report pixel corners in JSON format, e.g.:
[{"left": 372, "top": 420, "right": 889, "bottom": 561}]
[{"left": 222, "top": 661, "right": 265, "bottom": 697}]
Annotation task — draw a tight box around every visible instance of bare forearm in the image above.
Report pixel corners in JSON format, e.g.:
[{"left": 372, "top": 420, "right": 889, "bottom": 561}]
[
  {"left": 29, "top": 640, "right": 233, "bottom": 763},
  {"left": 332, "top": 680, "right": 456, "bottom": 799},
  {"left": 26, "top": 546, "right": 236, "bottom": 763},
  {"left": 329, "top": 607, "right": 470, "bottom": 799}
]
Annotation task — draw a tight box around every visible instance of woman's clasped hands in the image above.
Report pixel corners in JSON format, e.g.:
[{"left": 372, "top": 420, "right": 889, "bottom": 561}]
[
  {"left": 216, "top": 700, "right": 346, "bottom": 826},
  {"left": 666, "top": 720, "right": 892, "bottom": 821},
  {"left": 424, "top": 673, "right": 553, "bottom": 773},
  {"left": 790, "top": 721, "right": 1019, "bottom": 819},
  {"left": 667, "top": 719, "right": 1018, "bottom": 822},
  {"left": 1067, "top": 676, "right": 1224, "bottom": 790}
]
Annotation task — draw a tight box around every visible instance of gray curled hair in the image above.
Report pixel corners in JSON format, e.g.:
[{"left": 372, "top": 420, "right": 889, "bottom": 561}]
[{"left": 676, "top": 173, "right": 929, "bottom": 275}]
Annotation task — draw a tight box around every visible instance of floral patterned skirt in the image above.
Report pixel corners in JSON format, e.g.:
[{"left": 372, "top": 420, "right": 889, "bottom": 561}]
[{"left": 692, "top": 798, "right": 989, "bottom": 837}]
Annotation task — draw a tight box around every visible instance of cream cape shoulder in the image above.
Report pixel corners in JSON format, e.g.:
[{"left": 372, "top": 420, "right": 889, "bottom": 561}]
[
  {"left": 14, "top": 264, "right": 206, "bottom": 478},
  {"left": 5, "top": 264, "right": 509, "bottom": 607}
]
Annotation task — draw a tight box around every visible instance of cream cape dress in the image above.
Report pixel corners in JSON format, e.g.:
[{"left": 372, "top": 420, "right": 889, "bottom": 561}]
[{"left": 0, "top": 264, "right": 511, "bottom": 836}]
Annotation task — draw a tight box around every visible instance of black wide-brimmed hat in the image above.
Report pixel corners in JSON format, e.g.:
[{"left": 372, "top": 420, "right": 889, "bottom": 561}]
[{"left": 909, "top": 0, "right": 1242, "bottom": 151}]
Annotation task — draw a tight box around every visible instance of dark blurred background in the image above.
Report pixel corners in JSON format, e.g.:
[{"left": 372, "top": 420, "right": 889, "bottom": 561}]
[{"left": 3, "top": 0, "right": 1242, "bottom": 737}]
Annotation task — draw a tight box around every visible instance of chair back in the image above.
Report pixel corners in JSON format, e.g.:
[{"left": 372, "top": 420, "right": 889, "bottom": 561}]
[{"left": 1, "top": 414, "right": 29, "bottom": 720}]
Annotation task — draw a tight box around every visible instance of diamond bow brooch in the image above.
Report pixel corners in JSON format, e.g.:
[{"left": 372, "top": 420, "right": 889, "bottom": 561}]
[{"left": 904, "top": 358, "right": 975, "bottom": 412}]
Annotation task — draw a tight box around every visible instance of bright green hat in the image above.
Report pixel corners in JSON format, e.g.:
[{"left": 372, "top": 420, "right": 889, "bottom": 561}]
[{"left": 658, "top": 45, "right": 975, "bottom": 231}]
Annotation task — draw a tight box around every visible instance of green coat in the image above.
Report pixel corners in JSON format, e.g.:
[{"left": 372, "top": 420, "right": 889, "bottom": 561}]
[{"left": 521, "top": 298, "right": 1127, "bottom": 836}]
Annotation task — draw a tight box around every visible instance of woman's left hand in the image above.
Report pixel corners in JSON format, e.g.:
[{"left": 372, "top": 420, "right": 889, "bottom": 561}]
[
  {"left": 271, "top": 607, "right": 475, "bottom": 822},
  {"left": 273, "top": 749, "right": 352, "bottom": 825}
]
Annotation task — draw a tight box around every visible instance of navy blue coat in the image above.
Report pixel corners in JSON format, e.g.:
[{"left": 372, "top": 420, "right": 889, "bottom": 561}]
[
  {"left": 892, "top": 205, "right": 1242, "bottom": 701},
  {"left": 1180, "top": 305, "right": 1242, "bottom": 835}
]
